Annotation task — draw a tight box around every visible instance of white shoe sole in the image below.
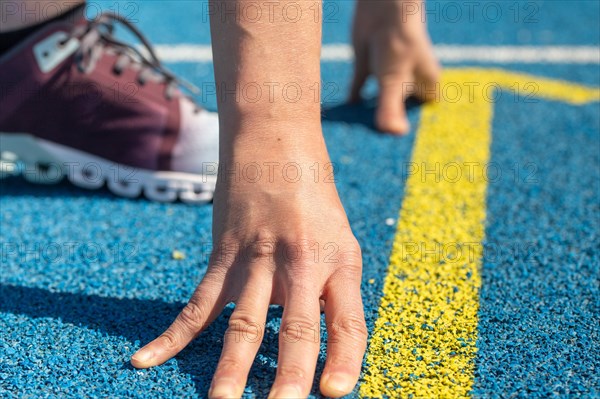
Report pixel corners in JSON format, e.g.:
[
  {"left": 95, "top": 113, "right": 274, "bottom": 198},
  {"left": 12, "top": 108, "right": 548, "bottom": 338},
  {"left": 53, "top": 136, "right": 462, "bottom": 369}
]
[{"left": 0, "top": 133, "right": 217, "bottom": 204}]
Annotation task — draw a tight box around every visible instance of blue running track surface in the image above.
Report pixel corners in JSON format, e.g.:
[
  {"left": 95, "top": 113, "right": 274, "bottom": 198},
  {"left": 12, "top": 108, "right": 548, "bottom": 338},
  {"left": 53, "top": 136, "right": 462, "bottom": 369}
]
[{"left": 1, "top": 1, "right": 599, "bottom": 398}]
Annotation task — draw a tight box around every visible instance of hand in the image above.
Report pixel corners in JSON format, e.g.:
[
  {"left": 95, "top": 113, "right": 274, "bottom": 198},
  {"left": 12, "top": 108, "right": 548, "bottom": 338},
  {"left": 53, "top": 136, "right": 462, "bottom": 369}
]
[
  {"left": 351, "top": 0, "right": 441, "bottom": 135},
  {"left": 131, "top": 147, "right": 368, "bottom": 398}
]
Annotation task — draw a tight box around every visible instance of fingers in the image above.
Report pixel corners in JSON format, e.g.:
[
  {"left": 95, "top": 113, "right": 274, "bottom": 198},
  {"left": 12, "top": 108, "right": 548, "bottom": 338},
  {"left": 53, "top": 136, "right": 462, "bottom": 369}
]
[
  {"left": 209, "top": 268, "right": 273, "bottom": 399},
  {"left": 131, "top": 269, "right": 226, "bottom": 368},
  {"left": 414, "top": 58, "right": 442, "bottom": 103},
  {"left": 320, "top": 271, "right": 368, "bottom": 398},
  {"left": 375, "top": 76, "right": 413, "bottom": 135},
  {"left": 413, "top": 36, "right": 442, "bottom": 103},
  {"left": 350, "top": 7, "right": 370, "bottom": 103},
  {"left": 368, "top": 26, "right": 416, "bottom": 135},
  {"left": 371, "top": 30, "right": 414, "bottom": 135},
  {"left": 269, "top": 279, "right": 321, "bottom": 399},
  {"left": 350, "top": 41, "right": 369, "bottom": 103}
]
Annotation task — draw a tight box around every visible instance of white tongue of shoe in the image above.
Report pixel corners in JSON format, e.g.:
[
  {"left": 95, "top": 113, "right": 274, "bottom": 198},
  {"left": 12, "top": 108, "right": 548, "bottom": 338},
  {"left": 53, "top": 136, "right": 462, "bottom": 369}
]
[{"left": 171, "top": 98, "right": 220, "bottom": 175}]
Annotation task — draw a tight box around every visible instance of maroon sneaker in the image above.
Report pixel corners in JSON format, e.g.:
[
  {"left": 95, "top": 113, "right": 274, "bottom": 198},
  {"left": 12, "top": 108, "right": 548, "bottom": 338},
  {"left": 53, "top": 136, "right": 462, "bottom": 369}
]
[{"left": 0, "top": 13, "right": 218, "bottom": 203}]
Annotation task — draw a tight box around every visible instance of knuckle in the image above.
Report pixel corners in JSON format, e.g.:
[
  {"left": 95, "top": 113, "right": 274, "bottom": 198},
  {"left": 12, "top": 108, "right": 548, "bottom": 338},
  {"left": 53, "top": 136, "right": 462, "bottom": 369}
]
[
  {"left": 332, "top": 314, "right": 368, "bottom": 342},
  {"left": 327, "top": 243, "right": 363, "bottom": 283},
  {"left": 203, "top": 265, "right": 228, "bottom": 284},
  {"left": 253, "top": 228, "right": 276, "bottom": 244},
  {"left": 247, "top": 238, "right": 276, "bottom": 261},
  {"left": 159, "top": 330, "right": 180, "bottom": 351},
  {"left": 247, "top": 229, "right": 277, "bottom": 260},
  {"left": 227, "top": 312, "right": 264, "bottom": 342},
  {"left": 210, "top": 240, "right": 238, "bottom": 266},
  {"left": 281, "top": 318, "right": 320, "bottom": 344},
  {"left": 178, "top": 300, "right": 207, "bottom": 331},
  {"left": 336, "top": 243, "right": 363, "bottom": 267},
  {"left": 277, "top": 364, "right": 307, "bottom": 381},
  {"left": 279, "top": 239, "right": 320, "bottom": 277},
  {"left": 214, "top": 357, "right": 242, "bottom": 376},
  {"left": 279, "top": 238, "right": 314, "bottom": 264},
  {"left": 285, "top": 259, "right": 314, "bottom": 280}
]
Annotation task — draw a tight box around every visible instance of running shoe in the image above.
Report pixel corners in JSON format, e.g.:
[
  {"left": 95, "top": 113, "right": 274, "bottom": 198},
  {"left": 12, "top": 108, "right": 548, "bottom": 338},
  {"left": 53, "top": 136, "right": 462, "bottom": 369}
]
[{"left": 0, "top": 12, "right": 218, "bottom": 203}]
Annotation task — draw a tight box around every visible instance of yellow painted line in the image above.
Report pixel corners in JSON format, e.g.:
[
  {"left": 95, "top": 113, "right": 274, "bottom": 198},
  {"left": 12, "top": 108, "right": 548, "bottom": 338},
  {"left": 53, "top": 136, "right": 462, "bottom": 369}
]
[
  {"left": 360, "top": 69, "right": 600, "bottom": 398},
  {"left": 453, "top": 68, "right": 600, "bottom": 104}
]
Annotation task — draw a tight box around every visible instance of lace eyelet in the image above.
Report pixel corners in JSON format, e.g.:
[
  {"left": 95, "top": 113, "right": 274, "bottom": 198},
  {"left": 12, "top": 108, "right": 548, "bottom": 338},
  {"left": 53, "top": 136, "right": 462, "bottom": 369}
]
[{"left": 112, "top": 67, "right": 123, "bottom": 76}]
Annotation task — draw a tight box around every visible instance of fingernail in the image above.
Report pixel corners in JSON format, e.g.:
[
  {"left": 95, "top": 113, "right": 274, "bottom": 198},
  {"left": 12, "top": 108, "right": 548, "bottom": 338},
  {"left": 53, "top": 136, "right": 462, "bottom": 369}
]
[
  {"left": 131, "top": 348, "right": 154, "bottom": 364},
  {"left": 323, "top": 373, "right": 354, "bottom": 395},
  {"left": 208, "top": 385, "right": 236, "bottom": 399},
  {"left": 268, "top": 385, "right": 301, "bottom": 399},
  {"left": 208, "top": 379, "right": 239, "bottom": 399}
]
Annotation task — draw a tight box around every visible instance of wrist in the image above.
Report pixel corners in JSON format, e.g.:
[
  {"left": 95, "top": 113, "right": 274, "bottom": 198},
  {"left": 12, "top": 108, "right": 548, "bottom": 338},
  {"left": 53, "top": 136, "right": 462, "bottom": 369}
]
[
  {"left": 215, "top": 130, "right": 336, "bottom": 192},
  {"left": 219, "top": 119, "right": 327, "bottom": 160},
  {"left": 216, "top": 88, "right": 322, "bottom": 133}
]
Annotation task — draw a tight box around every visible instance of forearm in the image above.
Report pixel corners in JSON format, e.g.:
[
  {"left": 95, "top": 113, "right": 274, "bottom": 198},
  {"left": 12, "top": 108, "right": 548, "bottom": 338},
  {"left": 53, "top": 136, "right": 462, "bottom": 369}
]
[{"left": 209, "top": 0, "right": 324, "bottom": 166}]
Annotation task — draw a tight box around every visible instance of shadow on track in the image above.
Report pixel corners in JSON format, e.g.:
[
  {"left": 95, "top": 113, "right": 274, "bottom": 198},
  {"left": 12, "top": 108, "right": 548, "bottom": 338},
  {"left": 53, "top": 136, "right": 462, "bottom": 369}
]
[
  {"left": 0, "top": 284, "right": 328, "bottom": 398},
  {"left": 322, "top": 97, "right": 422, "bottom": 130}
]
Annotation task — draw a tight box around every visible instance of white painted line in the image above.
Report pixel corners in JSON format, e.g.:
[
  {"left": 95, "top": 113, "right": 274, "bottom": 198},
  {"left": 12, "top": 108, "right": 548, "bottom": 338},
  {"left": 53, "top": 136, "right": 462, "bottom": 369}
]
[
  {"left": 319, "top": 43, "right": 355, "bottom": 61},
  {"left": 155, "top": 44, "right": 214, "bottom": 63},
  {"left": 434, "top": 45, "right": 600, "bottom": 64},
  {"left": 154, "top": 44, "right": 600, "bottom": 64}
]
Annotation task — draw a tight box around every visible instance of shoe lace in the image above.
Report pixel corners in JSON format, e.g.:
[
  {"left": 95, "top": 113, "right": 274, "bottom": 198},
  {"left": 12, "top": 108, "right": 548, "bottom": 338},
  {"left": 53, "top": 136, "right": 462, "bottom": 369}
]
[{"left": 68, "top": 12, "right": 199, "bottom": 101}]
